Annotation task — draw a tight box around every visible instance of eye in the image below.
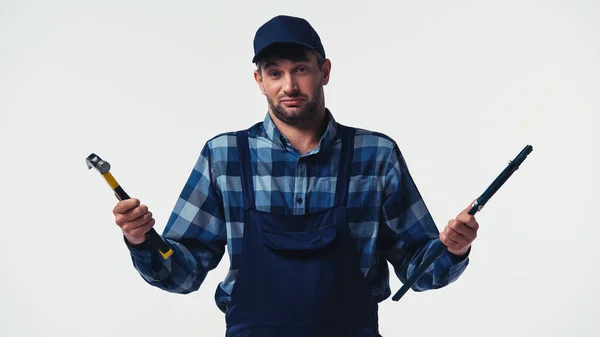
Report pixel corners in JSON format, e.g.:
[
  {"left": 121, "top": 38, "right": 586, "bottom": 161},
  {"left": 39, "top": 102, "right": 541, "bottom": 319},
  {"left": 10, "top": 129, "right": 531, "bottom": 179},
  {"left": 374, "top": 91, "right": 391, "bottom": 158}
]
[
  {"left": 298, "top": 66, "right": 309, "bottom": 72},
  {"left": 268, "top": 70, "right": 281, "bottom": 77}
]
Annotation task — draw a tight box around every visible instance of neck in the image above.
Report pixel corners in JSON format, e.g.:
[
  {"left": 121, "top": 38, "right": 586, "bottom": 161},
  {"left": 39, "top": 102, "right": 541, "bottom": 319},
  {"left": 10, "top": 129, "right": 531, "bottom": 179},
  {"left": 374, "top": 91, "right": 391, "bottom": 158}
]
[{"left": 269, "top": 109, "right": 328, "bottom": 155}]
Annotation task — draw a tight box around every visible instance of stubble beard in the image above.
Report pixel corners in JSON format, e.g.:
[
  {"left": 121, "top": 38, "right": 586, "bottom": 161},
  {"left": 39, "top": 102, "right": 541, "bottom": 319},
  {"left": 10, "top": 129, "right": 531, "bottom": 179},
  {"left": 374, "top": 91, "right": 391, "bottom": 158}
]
[{"left": 267, "top": 87, "right": 325, "bottom": 127}]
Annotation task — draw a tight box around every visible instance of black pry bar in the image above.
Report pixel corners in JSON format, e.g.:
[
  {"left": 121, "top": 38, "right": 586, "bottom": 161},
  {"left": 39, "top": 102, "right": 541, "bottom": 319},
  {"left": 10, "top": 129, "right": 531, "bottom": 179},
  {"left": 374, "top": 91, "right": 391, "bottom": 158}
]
[{"left": 391, "top": 144, "right": 533, "bottom": 301}]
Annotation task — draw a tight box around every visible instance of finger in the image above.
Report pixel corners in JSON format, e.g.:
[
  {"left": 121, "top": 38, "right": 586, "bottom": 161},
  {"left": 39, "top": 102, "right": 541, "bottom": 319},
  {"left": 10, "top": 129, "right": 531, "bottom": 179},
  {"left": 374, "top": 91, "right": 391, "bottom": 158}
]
[
  {"left": 122, "top": 204, "right": 149, "bottom": 222},
  {"left": 115, "top": 204, "right": 149, "bottom": 228},
  {"left": 441, "top": 223, "right": 461, "bottom": 244},
  {"left": 456, "top": 213, "right": 479, "bottom": 230},
  {"left": 449, "top": 219, "right": 478, "bottom": 238},
  {"left": 440, "top": 232, "right": 462, "bottom": 251},
  {"left": 441, "top": 228, "right": 472, "bottom": 253},
  {"left": 459, "top": 199, "right": 478, "bottom": 215},
  {"left": 113, "top": 198, "right": 140, "bottom": 215},
  {"left": 444, "top": 225, "right": 473, "bottom": 246},
  {"left": 127, "top": 218, "right": 155, "bottom": 239},
  {"left": 121, "top": 211, "right": 153, "bottom": 232}
]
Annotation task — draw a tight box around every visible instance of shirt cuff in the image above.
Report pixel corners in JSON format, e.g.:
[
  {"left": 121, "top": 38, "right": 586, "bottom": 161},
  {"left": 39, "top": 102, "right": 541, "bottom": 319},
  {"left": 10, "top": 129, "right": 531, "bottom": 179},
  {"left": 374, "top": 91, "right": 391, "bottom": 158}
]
[
  {"left": 446, "top": 246, "right": 471, "bottom": 263},
  {"left": 123, "top": 236, "right": 153, "bottom": 261}
]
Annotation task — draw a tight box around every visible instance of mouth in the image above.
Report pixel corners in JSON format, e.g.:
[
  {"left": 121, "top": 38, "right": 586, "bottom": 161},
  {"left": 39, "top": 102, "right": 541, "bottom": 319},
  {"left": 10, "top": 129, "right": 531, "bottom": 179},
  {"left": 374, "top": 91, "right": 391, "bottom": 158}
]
[{"left": 280, "top": 99, "right": 305, "bottom": 106}]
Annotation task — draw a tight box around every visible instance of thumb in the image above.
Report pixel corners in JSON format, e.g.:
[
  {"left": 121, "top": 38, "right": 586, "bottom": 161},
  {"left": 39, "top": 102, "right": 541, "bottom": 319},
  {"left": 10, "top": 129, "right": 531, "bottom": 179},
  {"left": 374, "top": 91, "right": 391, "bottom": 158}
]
[{"left": 459, "top": 199, "right": 477, "bottom": 216}]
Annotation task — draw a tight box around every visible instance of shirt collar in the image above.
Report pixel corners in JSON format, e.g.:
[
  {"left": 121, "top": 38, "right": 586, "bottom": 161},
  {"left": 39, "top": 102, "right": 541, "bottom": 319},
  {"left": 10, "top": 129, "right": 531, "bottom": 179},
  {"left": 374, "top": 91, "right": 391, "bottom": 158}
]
[{"left": 262, "top": 108, "right": 340, "bottom": 154}]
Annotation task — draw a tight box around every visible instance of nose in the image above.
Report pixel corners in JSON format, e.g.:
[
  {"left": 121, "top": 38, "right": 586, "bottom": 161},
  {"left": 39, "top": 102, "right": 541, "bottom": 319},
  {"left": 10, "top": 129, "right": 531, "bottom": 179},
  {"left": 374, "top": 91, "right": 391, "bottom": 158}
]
[{"left": 282, "top": 73, "right": 298, "bottom": 96}]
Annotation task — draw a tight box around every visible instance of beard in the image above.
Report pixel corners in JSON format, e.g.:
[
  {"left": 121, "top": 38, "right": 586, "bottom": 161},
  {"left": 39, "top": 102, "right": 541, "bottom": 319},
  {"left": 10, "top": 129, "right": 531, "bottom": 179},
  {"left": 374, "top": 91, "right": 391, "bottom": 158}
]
[{"left": 267, "top": 87, "right": 324, "bottom": 126}]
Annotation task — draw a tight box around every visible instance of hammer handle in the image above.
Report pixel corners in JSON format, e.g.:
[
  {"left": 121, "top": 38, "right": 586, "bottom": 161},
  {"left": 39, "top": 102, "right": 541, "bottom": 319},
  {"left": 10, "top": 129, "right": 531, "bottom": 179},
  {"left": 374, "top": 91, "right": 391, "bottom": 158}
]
[{"left": 111, "top": 177, "right": 173, "bottom": 260}]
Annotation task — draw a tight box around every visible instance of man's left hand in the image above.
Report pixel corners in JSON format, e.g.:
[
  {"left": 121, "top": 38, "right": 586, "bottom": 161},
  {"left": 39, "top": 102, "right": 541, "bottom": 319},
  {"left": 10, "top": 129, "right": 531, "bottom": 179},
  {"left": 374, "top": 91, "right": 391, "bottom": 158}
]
[{"left": 440, "top": 201, "right": 480, "bottom": 256}]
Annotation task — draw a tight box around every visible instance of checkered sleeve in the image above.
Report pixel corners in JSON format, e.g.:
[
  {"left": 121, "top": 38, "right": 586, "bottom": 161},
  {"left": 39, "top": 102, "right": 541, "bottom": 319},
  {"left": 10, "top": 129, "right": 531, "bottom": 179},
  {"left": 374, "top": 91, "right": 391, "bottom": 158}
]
[
  {"left": 380, "top": 142, "right": 469, "bottom": 291},
  {"left": 126, "top": 143, "right": 227, "bottom": 294}
]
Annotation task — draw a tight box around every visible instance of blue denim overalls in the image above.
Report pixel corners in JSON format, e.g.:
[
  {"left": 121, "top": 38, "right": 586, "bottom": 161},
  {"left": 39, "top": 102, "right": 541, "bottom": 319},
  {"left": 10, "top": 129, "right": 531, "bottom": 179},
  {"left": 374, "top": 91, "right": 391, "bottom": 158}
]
[{"left": 225, "top": 125, "right": 381, "bottom": 337}]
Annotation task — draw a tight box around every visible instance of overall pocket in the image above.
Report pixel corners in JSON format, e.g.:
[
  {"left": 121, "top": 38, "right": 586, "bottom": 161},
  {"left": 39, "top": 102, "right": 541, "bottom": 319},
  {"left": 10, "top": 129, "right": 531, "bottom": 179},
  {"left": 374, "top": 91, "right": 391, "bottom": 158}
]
[{"left": 261, "top": 226, "right": 337, "bottom": 251}]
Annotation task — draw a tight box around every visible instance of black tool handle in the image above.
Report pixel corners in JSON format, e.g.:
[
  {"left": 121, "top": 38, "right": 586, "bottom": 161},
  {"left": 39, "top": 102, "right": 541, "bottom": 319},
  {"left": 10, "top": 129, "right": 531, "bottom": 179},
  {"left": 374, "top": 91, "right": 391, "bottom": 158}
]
[
  {"left": 115, "top": 186, "right": 173, "bottom": 260},
  {"left": 390, "top": 205, "right": 479, "bottom": 301},
  {"left": 391, "top": 145, "right": 533, "bottom": 301}
]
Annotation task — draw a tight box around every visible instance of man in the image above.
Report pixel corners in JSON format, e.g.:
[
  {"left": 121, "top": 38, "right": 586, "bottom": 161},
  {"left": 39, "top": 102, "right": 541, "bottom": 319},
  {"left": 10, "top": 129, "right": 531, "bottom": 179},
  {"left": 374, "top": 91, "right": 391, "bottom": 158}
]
[{"left": 113, "top": 15, "right": 479, "bottom": 337}]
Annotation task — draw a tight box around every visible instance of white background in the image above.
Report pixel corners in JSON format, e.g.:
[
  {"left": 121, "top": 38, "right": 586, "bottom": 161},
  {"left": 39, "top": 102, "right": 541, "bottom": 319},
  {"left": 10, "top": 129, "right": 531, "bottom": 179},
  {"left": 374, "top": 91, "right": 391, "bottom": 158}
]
[{"left": 1, "top": 1, "right": 598, "bottom": 336}]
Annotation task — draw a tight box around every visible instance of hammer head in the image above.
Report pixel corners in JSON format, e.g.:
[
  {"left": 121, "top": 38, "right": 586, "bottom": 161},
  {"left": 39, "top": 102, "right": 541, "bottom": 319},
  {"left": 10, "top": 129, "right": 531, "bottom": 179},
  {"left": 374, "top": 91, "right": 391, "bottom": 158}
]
[{"left": 86, "top": 153, "right": 111, "bottom": 174}]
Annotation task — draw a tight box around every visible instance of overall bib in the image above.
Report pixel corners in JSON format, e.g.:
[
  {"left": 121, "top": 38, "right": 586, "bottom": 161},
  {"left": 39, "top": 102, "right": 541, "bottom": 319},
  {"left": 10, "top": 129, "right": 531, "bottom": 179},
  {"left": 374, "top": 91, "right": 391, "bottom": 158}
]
[{"left": 225, "top": 126, "right": 381, "bottom": 337}]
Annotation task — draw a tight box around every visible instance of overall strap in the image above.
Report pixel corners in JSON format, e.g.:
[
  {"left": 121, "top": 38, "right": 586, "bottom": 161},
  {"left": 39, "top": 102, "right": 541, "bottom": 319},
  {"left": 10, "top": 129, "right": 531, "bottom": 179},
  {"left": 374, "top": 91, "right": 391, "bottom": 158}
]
[
  {"left": 334, "top": 124, "right": 356, "bottom": 207},
  {"left": 236, "top": 129, "right": 255, "bottom": 211}
]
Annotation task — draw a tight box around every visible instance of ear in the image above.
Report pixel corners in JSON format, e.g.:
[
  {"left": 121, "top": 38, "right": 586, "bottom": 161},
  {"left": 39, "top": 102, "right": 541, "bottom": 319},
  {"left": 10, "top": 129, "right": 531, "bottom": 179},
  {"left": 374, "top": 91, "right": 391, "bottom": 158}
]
[
  {"left": 321, "top": 59, "right": 332, "bottom": 85},
  {"left": 254, "top": 69, "right": 266, "bottom": 95}
]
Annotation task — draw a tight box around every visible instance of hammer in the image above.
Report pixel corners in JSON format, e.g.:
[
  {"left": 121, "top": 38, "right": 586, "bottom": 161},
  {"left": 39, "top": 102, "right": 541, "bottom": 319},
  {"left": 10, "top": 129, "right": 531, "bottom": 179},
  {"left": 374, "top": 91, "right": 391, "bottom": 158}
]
[{"left": 86, "top": 153, "right": 173, "bottom": 260}]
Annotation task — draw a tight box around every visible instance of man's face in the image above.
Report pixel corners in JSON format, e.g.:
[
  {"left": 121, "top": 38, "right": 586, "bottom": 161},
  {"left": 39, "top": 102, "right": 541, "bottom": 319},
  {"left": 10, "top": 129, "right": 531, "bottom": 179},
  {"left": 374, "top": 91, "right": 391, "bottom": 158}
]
[{"left": 254, "top": 51, "right": 331, "bottom": 126}]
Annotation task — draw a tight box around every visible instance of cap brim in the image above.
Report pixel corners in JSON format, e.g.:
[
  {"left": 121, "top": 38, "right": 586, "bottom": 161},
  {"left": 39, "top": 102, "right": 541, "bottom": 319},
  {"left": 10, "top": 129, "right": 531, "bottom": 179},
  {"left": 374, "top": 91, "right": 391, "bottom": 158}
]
[{"left": 252, "top": 40, "right": 318, "bottom": 63}]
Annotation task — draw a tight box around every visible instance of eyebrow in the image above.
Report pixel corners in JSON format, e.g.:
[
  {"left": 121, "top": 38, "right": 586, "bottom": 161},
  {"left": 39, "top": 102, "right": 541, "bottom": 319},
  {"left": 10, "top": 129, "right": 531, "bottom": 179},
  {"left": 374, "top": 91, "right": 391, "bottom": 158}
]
[
  {"left": 263, "top": 61, "right": 279, "bottom": 69},
  {"left": 263, "top": 58, "right": 310, "bottom": 69}
]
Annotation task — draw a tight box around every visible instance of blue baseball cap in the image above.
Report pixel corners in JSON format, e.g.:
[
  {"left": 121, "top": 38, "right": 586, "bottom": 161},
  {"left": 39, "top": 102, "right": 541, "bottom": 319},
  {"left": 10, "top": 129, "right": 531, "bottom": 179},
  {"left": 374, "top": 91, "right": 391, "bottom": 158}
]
[{"left": 252, "top": 15, "right": 326, "bottom": 63}]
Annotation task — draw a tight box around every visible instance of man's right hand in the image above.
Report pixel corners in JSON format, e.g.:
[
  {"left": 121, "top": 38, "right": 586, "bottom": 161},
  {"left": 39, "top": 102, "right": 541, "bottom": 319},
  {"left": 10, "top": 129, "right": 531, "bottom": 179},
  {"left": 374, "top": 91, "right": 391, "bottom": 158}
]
[{"left": 113, "top": 198, "right": 155, "bottom": 245}]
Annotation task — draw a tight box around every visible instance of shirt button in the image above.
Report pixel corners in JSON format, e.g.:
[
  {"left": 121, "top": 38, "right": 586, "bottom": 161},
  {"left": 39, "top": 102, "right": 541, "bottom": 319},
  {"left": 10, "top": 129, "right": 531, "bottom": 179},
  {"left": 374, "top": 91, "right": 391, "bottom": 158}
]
[{"left": 296, "top": 197, "right": 303, "bottom": 204}]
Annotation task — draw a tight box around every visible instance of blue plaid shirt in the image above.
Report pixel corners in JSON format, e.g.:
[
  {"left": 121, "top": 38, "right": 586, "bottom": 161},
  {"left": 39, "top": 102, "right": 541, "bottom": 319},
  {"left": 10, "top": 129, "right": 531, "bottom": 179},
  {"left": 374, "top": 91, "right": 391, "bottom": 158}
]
[{"left": 125, "top": 109, "right": 470, "bottom": 312}]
